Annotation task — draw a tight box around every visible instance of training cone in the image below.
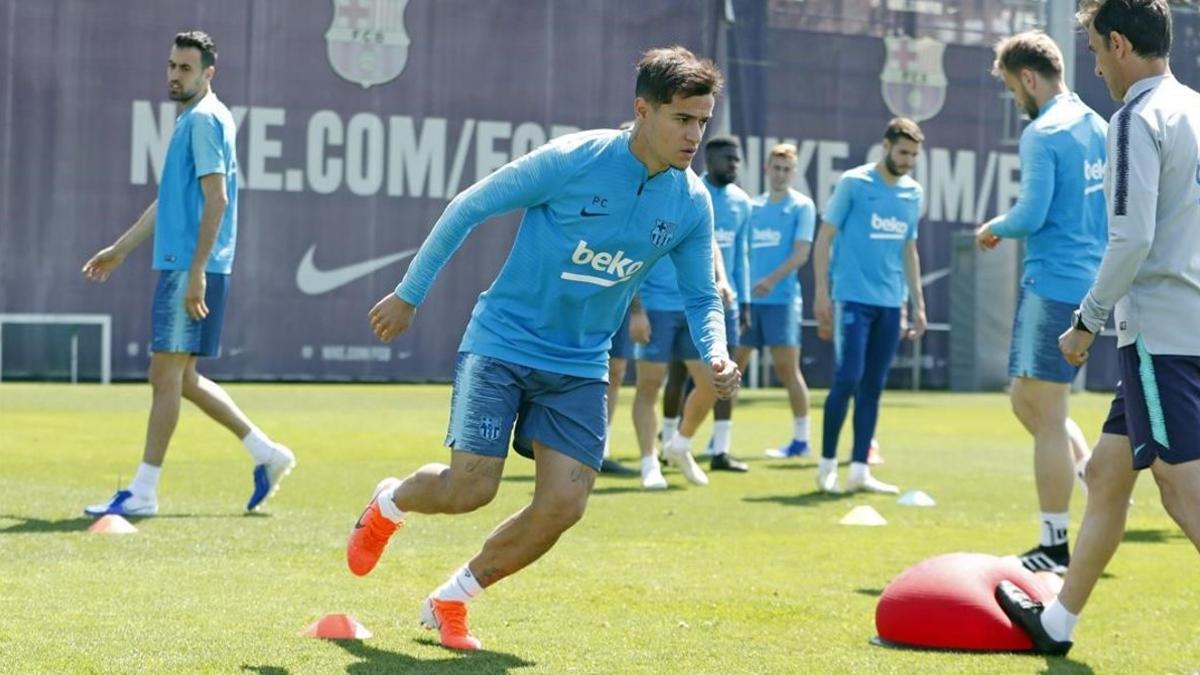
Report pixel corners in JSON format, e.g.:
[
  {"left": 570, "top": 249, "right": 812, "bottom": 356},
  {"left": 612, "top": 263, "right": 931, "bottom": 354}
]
[
  {"left": 897, "top": 490, "right": 936, "bottom": 507},
  {"left": 840, "top": 505, "right": 887, "bottom": 526},
  {"left": 88, "top": 514, "right": 138, "bottom": 534},
  {"left": 300, "top": 613, "right": 372, "bottom": 640}
]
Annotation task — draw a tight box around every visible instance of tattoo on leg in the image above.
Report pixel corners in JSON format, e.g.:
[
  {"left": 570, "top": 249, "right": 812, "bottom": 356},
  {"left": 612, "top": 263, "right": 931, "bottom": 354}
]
[
  {"left": 475, "top": 566, "right": 511, "bottom": 587},
  {"left": 464, "top": 458, "right": 502, "bottom": 479}
]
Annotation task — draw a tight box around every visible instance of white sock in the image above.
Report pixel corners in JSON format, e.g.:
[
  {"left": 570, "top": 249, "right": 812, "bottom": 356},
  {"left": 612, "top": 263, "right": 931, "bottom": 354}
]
[
  {"left": 818, "top": 457, "right": 838, "bottom": 473},
  {"left": 376, "top": 486, "right": 405, "bottom": 523},
  {"left": 641, "top": 456, "right": 659, "bottom": 474},
  {"left": 793, "top": 416, "right": 810, "bottom": 443},
  {"left": 660, "top": 417, "right": 680, "bottom": 444},
  {"left": 849, "top": 461, "right": 868, "bottom": 482},
  {"left": 128, "top": 463, "right": 161, "bottom": 498},
  {"left": 1040, "top": 512, "right": 1070, "bottom": 547},
  {"left": 1039, "top": 599, "right": 1078, "bottom": 642},
  {"left": 670, "top": 433, "right": 692, "bottom": 453},
  {"left": 242, "top": 427, "right": 277, "bottom": 464},
  {"left": 433, "top": 565, "right": 485, "bottom": 603},
  {"left": 712, "top": 421, "right": 733, "bottom": 456}
]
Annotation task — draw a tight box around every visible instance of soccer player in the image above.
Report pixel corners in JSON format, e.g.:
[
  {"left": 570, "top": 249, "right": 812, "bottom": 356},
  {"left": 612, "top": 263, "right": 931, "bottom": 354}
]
[
  {"left": 998, "top": 0, "right": 1200, "bottom": 655},
  {"left": 664, "top": 136, "right": 752, "bottom": 473},
  {"left": 975, "top": 31, "right": 1109, "bottom": 575},
  {"left": 740, "top": 143, "right": 816, "bottom": 460},
  {"left": 81, "top": 31, "right": 294, "bottom": 518},
  {"left": 812, "top": 118, "right": 928, "bottom": 494},
  {"left": 349, "top": 47, "right": 740, "bottom": 650},
  {"left": 600, "top": 306, "right": 639, "bottom": 476}
]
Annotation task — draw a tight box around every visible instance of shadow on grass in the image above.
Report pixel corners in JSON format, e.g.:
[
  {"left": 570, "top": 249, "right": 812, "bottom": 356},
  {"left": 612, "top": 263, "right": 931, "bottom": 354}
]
[
  {"left": 855, "top": 588, "right": 884, "bottom": 598},
  {"left": 241, "top": 666, "right": 290, "bottom": 675},
  {"left": 501, "top": 475, "right": 536, "bottom": 484},
  {"left": 591, "top": 485, "right": 685, "bottom": 496},
  {"left": 869, "top": 636, "right": 1095, "bottom": 673},
  {"left": 741, "top": 491, "right": 855, "bottom": 507},
  {"left": 326, "top": 637, "right": 535, "bottom": 674},
  {"left": 0, "top": 512, "right": 265, "bottom": 534},
  {"left": 1122, "top": 528, "right": 1184, "bottom": 544}
]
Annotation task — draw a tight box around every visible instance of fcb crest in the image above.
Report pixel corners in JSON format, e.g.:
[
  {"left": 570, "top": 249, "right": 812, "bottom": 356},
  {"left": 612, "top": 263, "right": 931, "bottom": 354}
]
[
  {"left": 325, "top": 0, "right": 411, "bottom": 89},
  {"left": 880, "top": 36, "right": 947, "bottom": 122},
  {"left": 478, "top": 415, "right": 501, "bottom": 442},
  {"left": 650, "top": 219, "right": 674, "bottom": 248}
]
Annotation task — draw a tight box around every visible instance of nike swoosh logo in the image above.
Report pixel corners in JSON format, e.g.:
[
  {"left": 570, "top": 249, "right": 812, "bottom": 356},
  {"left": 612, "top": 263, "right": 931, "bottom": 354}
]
[
  {"left": 579, "top": 208, "right": 609, "bottom": 218},
  {"left": 295, "top": 245, "right": 419, "bottom": 295},
  {"left": 353, "top": 504, "right": 371, "bottom": 529},
  {"left": 1133, "top": 443, "right": 1147, "bottom": 456}
]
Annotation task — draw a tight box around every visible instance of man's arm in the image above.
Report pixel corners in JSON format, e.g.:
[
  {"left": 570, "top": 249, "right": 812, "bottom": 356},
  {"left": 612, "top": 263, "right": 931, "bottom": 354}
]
[
  {"left": 978, "top": 131, "right": 1055, "bottom": 247},
  {"left": 712, "top": 238, "right": 735, "bottom": 308},
  {"left": 82, "top": 200, "right": 157, "bottom": 282},
  {"left": 183, "top": 173, "right": 228, "bottom": 319},
  {"left": 903, "top": 238, "right": 927, "bottom": 339},
  {"left": 1077, "top": 117, "right": 1159, "bottom": 333},
  {"left": 754, "top": 240, "right": 812, "bottom": 297},
  {"left": 371, "top": 140, "right": 573, "bottom": 341},
  {"left": 672, "top": 210, "right": 739, "bottom": 398},
  {"left": 812, "top": 222, "right": 836, "bottom": 340}
]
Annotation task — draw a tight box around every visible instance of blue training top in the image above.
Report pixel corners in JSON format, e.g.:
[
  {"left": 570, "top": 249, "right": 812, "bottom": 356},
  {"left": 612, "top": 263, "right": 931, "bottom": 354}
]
[
  {"left": 748, "top": 189, "right": 816, "bottom": 305},
  {"left": 395, "top": 129, "right": 727, "bottom": 380},
  {"left": 824, "top": 163, "right": 922, "bottom": 308},
  {"left": 989, "top": 93, "right": 1109, "bottom": 305},
  {"left": 153, "top": 91, "right": 239, "bottom": 274},
  {"left": 705, "top": 175, "right": 752, "bottom": 305}
]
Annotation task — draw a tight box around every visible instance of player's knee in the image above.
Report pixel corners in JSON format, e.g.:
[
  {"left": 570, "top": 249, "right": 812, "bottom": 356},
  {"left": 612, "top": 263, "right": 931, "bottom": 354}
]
[
  {"left": 533, "top": 491, "right": 588, "bottom": 531},
  {"left": 147, "top": 358, "right": 185, "bottom": 392},
  {"left": 444, "top": 476, "right": 499, "bottom": 514}
]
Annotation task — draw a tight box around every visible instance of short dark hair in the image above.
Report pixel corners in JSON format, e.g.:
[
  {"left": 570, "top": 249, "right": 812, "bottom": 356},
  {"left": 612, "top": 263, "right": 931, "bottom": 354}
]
[
  {"left": 1077, "top": 0, "right": 1172, "bottom": 58},
  {"left": 883, "top": 117, "right": 924, "bottom": 144},
  {"left": 635, "top": 46, "right": 723, "bottom": 106},
  {"left": 704, "top": 135, "right": 740, "bottom": 155},
  {"left": 174, "top": 30, "right": 217, "bottom": 69},
  {"left": 992, "top": 31, "right": 1064, "bottom": 80}
]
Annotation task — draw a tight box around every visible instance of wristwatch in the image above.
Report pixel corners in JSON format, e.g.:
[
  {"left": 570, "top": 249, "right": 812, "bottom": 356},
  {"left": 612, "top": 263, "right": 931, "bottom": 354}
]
[{"left": 1072, "top": 309, "right": 1092, "bottom": 334}]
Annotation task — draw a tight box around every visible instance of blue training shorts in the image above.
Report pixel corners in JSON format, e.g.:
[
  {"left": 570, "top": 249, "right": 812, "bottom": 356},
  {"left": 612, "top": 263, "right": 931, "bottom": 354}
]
[
  {"left": 634, "top": 308, "right": 737, "bottom": 362},
  {"left": 743, "top": 302, "right": 800, "bottom": 348},
  {"left": 150, "top": 270, "right": 230, "bottom": 358},
  {"left": 1101, "top": 340, "right": 1200, "bottom": 470},
  {"left": 1008, "top": 287, "right": 1078, "bottom": 384},
  {"left": 609, "top": 308, "right": 634, "bottom": 360},
  {"left": 445, "top": 352, "right": 607, "bottom": 471}
]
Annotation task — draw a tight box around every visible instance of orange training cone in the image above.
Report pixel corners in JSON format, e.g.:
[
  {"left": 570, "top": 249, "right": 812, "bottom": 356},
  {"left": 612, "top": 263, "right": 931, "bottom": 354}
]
[
  {"left": 300, "top": 613, "right": 372, "bottom": 639},
  {"left": 88, "top": 514, "right": 138, "bottom": 534}
]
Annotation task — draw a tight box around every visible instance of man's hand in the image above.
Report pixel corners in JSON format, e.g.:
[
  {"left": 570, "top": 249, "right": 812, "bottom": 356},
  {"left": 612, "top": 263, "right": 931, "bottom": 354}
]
[
  {"left": 906, "top": 307, "right": 927, "bottom": 341},
  {"left": 752, "top": 276, "right": 775, "bottom": 298},
  {"left": 369, "top": 293, "right": 417, "bottom": 342},
  {"left": 814, "top": 291, "right": 833, "bottom": 342},
  {"left": 710, "top": 356, "right": 741, "bottom": 400},
  {"left": 81, "top": 246, "right": 126, "bottom": 282},
  {"left": 716, "top": 280, "right": 735, "bottom": 309},
  {"left": 1059, "top": 325, "right": 1095, "bottom": 367},
  {"left": 975, "top": 220, "right": 1001, "bottom": 250},
  {"left": 629, "top": 309, "right": 651, "bottom": 344},
  {"left": 184, "top": 269, "right": 209, "bottom": 320}
]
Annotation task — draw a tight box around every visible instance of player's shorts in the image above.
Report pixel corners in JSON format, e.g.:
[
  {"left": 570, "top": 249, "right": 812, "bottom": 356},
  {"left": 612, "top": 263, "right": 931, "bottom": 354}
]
[
  {"left": 1101, "top": 339, "right": 1200, "bottom": 470},
  {"left": 743, "top": 302, "right": 800, "bottom": 348},
  {"left": 445, "top": 352, "right": 607, "bottom": 471},
  {"left": 150, "top": 270, "right": 230, "bottom": 358},
  {"left": 609, "top": 308, "right": 634, "bottom": 360},
  {"left": 634, "top": 308, "right": 737, "bottom": 362},
  {"left": 1008, "top": 288, "right": 1078, "bottom": 384}
]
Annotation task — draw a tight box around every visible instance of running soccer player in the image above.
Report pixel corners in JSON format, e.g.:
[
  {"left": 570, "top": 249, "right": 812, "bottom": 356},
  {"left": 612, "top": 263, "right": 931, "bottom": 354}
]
[
  {"left": 349, "top": 46, "right": 740, "bottom": 650},
  {"left": 813, "top": 118, "right": 928, "bottom": 494},
  {"left": 81, "top": 31, "right": 294, "bottom": 518},
  {"left": 976, "top": 30, "right": 1109, "bottom": 575},
  {"left": 664, "top": 135, "right": 752, "bottom": 473},
  {"left": 740, "top": 143, "right": 816, "bottom": 460},
  {"left": 999, "top": 0, "right": 1200, "bottom": 655}
]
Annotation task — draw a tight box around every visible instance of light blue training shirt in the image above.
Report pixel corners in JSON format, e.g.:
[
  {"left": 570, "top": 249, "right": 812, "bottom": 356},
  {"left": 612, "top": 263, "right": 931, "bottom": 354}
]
[{"left": 749, "top": 188, "right": 816, "bottom": 305}]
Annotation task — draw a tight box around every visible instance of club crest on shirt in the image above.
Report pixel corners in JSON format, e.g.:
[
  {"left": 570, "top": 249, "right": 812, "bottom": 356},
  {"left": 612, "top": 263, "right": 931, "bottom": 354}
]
[
  {"left": 650, "top": 219, "right": 675, "bottom": 248},
  {"left": 325, "top": 0, "right": 411, "bottom": 89}
]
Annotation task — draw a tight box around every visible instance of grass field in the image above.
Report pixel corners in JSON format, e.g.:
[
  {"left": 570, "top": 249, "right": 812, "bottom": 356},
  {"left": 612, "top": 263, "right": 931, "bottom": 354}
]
[{"left": 1, "top": 383, "right": 1198, "bottom": 674}]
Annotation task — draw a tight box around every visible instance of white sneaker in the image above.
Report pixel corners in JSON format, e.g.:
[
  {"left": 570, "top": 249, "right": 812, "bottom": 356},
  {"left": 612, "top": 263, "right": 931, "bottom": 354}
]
[
  {"left": 641, "top": 463, "right": 668, "bottom": 490},
  {"left": 846, "top": 472, "right": 899, "bottom": 494},
  {"left": 816, "top": 465, "right": 840, "bottom": 494},
  {"left": 247, "top": 444, "right": 297, "bottom": 512},
  {"left": 663, "top": 443, "right": 709, "bottom": 486},
  {"left": 84, "top": 489, "right": 158, "bottom": 517}
]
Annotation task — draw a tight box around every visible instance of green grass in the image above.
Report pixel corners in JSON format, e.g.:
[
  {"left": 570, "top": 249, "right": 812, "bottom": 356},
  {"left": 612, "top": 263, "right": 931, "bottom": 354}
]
[{"left": 1, "top": 383, "right": 1197, "bottom": 674}]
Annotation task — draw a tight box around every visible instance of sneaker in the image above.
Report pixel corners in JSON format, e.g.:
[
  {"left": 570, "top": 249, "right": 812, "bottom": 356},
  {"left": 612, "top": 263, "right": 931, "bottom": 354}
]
[
  {"left": 816, "top": 464, "right": 840, "bottom": 494},
  {"left": 84, "top": 489, "right": 158, "bottom": 517},
  {"left": 1017, "top": 543, "right": 1069, "bottom": 575},
  {"left": 846, "top": 471, "right": 899, "bottom": 494},
  {"left": 247, "top": 444, "right": 297, "bottom": 512},
  {"left": 346, "top": 477, "right": 403, "bottom": 576},
  {"left": 599, "top": 457, "right": 638, "bottom": 476},
  {"left": 867, "top": 439, "right": 884, "bottom": 466},
  {"left": 663, "top": 443, "right": 709, "bottom": 486},
  {"left": 765, "top": 439, "right": 810, "bottom": 459},
  {"left": 641, "top": 463, "right": 668, "bottom": 490},
  {"left": 995, "top": 580, "right": 1073, "bottom": 656},
  {"left": 710, "top": 452, "right": 748, "bottom": 472},
  {"left": 420, "top": 597, "right": 482, "bottom": 651}
]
